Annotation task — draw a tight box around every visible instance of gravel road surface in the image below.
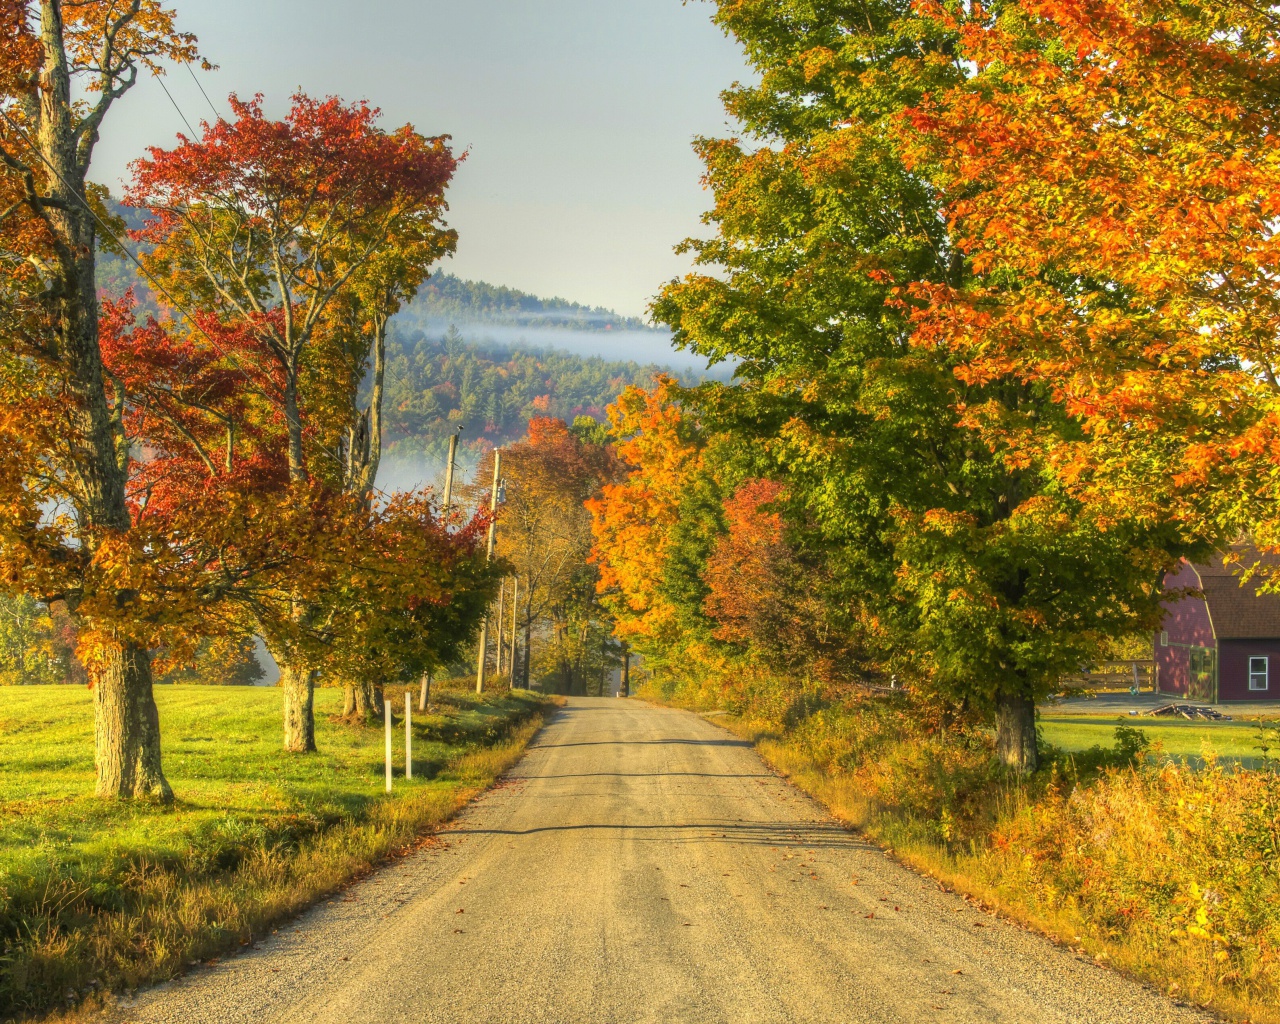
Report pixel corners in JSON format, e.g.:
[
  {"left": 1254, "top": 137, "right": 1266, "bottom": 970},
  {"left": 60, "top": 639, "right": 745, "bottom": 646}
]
[{"left": 109, "top": 697, "right": 1214, "bottom": 1024}]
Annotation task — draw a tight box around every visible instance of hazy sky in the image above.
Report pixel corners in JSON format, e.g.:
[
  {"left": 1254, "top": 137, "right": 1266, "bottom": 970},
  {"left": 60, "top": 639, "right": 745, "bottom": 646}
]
[{"left": 90, "top": 0, "right": 751, "bottom": 320}]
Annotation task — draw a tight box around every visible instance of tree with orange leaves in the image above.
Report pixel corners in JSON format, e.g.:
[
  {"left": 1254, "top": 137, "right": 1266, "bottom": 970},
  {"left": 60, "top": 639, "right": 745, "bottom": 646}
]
[
  {"left": 905, "top": 0, "right": 1280, "bottom": 550},
  {"left": 587, "top": 378, "right": 707, "bottom": 663},
  {"left": 647, "top": 0, "right": 1198, "bottom": 770},
  {"left": 0, "top": 0, "right": 202, "bottom": 798}
]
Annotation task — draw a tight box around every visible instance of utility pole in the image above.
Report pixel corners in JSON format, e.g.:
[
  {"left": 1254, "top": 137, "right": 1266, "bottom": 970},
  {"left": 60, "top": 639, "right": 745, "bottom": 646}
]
[
  {"left": 475, "top": 449, "right": 502, "bottom": 694},
  {"left": 509, "top": 576, "right": 520, "bottom": 689},
  {"left": 495, "top": 579, "right": 506, "bottom": 675},
  {"left": 442, "top": 427, "right": 461, "bottom": 517},
  {"left": 419, "top": 427, "right": 459, "bottom": 711}
]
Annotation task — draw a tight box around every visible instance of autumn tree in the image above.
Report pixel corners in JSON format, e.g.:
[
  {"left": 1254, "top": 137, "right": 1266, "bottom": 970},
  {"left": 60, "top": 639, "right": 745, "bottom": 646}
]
[
  {"left": 0, "top": 0, "right": 201, "bottom": 797},
  {"left": 488, "top": 416, "right": 617, "bottom": 693},
  {"left": 588, "top": 380, "right": 706, "bottom": 666},
  {"left": 904, "top": 0, "right": 1280, "bottom": 554},
  {"left": 651, "top": 0, "right": 1192, "bottom": 769},
  {"left": 125, "top": 93, "right": 459, "bottom": 750}
]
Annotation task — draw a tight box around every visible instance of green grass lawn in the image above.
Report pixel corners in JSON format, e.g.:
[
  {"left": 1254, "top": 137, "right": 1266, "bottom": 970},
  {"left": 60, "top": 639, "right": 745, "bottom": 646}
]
[
  {"left": 1039, "top": 714, "right": 1280, "bottom": 766},
  {"left": 0, "top": 682, "right": 550, "bottom": 1021}
]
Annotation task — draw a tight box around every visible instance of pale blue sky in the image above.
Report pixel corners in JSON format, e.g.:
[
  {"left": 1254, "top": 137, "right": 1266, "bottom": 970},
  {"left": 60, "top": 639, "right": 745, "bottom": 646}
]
[{"left": 91, "top": 0, "right": 750, "bottom": 320}]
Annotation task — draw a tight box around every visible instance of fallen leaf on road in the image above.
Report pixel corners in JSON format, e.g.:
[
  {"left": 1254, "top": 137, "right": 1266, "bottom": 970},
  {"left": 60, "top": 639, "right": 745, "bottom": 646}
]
[
  {"left": 865, "top": 912, "right": 875, "bottom": 919},
  {"left": 456, "top": 909, "right": 465, "bottom": 914},
  {"left": 952, "top": 970, "right": 964, "bottom": 975}
]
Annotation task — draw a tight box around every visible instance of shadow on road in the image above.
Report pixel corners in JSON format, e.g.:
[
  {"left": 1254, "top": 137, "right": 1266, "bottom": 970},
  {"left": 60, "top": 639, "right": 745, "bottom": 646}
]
[
  {"left": 447, "top": 820, "right": 874, "bottom": 849},
  {"left": 521, "top": 772, "right": 775, "bottom": 780},
  {"left": 531, "top": 738, "right": 754, "bottom": 749}
]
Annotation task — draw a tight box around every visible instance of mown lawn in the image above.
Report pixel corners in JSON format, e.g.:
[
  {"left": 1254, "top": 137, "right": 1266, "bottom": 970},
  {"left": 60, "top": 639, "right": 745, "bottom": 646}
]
[
  {"left": 0, "top": 682, "right": 551, "bottom": 1022},
  {"left": 1039, "top": 714, "right": 1277, "bottom": 766}
]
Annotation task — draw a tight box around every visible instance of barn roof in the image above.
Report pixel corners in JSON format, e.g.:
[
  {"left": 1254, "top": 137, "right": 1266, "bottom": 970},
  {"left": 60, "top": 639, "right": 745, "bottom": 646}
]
[{"left": 1193, "top": 547, "right": 1280, "bottom": 640}]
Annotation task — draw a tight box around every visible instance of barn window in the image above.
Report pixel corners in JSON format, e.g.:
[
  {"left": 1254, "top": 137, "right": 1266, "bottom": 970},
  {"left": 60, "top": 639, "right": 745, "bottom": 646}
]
[{"left": 1250, "top": 656, "right": 1269, "bottom": 691}]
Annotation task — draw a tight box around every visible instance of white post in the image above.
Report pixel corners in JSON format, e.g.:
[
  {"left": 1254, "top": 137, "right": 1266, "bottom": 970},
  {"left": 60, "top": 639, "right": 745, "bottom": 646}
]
[
  {"left": 384, "top": 698, "right": 392, "bottom": 793},
  {"left": 405, "top": 692, "right": 412, "bottom": 780}
]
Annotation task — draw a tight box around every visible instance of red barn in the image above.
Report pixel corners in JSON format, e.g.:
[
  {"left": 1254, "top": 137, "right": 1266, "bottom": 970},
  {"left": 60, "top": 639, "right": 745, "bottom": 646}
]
[{"left": 1156, "top": 550, "right": 1280, "bottom": 703}]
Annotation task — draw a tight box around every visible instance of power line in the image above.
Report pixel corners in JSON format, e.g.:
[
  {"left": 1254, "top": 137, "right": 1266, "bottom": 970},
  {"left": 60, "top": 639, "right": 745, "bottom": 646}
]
[
  {"left": 184, "top": 61, "right": 223, "bottom": 122},
  {"left": 153, "top": 71, "right": 198, "bottom": 138}
]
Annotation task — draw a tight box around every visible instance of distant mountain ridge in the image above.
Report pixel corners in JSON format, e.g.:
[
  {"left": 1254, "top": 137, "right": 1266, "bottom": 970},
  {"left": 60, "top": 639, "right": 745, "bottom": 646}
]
[{"left": 402, "top": 273, "right": 653, "bottom": 332}]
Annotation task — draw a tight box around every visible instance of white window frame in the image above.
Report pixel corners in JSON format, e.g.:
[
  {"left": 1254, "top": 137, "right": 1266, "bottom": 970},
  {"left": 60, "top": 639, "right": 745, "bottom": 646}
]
[{"left": 1249, "top": 655, "right": 1269, "bottom": 692}]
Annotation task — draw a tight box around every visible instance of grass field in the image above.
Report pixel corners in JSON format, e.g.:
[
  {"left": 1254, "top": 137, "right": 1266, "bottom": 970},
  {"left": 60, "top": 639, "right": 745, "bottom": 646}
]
[
  {"left": 1039, "top": 714, "right": 1277, "bottom": 766},
  {"left": 0, "top": 682, "right": 551, "bottom": 1022}
]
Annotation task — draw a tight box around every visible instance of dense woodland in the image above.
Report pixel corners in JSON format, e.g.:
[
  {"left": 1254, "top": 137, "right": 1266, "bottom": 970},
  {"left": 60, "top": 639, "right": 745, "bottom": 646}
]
[{"left": 381, "top": 326, "right": 670, "bottom": 465}]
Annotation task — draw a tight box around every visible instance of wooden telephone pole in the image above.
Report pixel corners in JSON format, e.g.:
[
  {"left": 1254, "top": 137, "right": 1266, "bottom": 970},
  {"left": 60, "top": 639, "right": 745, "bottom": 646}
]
[
  {"left": 420, "top": 429, "right": 462, "bottom": 712},
  {"left": 474, "top": 449, "right": 502, "bottom": 694},
  {"left": 510, "top": 576, "right": 520, "bottom": 688}
]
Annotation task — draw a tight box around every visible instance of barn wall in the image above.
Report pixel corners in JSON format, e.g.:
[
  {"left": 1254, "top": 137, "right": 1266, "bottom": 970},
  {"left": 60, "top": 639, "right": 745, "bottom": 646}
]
[
  {"left": 1157, "top": 561, "right": 1215, "bottom": 696},
  {"left": 1218, "top": 639, "right": 1280, "bottom": 701}
]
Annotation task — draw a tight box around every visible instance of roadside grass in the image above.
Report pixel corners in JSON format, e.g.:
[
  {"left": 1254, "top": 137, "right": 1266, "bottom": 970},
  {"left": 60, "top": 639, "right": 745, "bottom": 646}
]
[
  {"left": 0, "top": 682, "right": 552, "bottom": 1023},
  {"left": 642, "top": 677, "right": 1280, "bottom": 1024}
]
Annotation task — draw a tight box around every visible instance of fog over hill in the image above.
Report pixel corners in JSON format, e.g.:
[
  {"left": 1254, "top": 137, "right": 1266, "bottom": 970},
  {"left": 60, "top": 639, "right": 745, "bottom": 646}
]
[{"left": 95, "top": 241, "right": 729, "bottom": 493}]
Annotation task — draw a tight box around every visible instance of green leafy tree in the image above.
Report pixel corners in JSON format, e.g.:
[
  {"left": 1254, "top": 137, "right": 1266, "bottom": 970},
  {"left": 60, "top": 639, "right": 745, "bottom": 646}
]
[
  {"left": 652, "top": 0, "right": 1192, "bottom": 769},
  {"left": 0, "top": 594, "right": 59, "bottom": 685}
]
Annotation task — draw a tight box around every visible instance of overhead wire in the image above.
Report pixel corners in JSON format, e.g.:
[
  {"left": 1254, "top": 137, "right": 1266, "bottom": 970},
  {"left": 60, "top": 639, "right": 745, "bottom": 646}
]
[{"left": 184, "top": 61, "right": 223, "bottom": 122}]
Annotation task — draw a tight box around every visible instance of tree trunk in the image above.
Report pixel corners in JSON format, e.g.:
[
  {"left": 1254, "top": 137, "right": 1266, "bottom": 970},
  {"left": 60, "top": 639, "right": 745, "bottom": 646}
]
[
  {"left": 355, "top": 678, "right": 380, "bottom": 721},
  {"left": 282, "top": 663, "right": 316, "bottom": 753},
  {"left": 523, "top": 615, "right": 533, "bottom": 690},
  {"left": 34, "top": 2, "right": 171, "bottom": 799},
  {"left": 995, "top": 690, "right": 1038, "bottom": 772},
  {"left": 282, "top": 363, "right": 309, "bottom": 483},
  {"left": 342, "top": 682, "right": 356, "bottom": 718},
  {"left": 93, "top": 639, "right": 171, "bottom": 800}
]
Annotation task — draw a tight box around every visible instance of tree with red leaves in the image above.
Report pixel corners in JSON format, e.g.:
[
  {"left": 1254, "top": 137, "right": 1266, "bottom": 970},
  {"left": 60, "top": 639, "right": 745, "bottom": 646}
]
[{"left": 121, "top": 93, "right": 464, "bottom": 751}]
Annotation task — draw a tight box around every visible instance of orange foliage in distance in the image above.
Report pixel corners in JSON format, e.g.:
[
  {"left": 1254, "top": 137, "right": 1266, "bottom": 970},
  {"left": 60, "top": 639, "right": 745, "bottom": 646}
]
[{"left": 587, "top": 378, "right": 703, "bottom": 647}]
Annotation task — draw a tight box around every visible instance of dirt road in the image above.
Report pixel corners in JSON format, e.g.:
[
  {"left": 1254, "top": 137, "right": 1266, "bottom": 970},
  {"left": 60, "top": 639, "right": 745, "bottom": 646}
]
[{"left": 111, "top": 698, "right": 1213, "bottom": 1024}]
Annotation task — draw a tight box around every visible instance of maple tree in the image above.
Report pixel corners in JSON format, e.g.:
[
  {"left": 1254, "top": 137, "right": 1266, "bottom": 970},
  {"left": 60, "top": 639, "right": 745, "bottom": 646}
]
[
  {"left": 124, "top": 92, "right": 460, "bottom": 750},
  {"left": 0, "top": 0, "right": 201, "bottom": 798},
  {"left": 645, "top": 0, "right": 1195, "bottom": 770},
  {"left": 904, "top": 0, "right": 1280, "bottom": 550},
  {"left": 587, "top": 379, "right": 705, "bottom": 665}
]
